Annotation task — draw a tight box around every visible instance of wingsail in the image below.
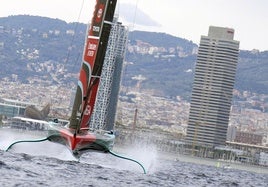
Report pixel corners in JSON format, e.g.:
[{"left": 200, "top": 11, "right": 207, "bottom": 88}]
[{"left": 69, "top": 0, "right": 117, "bottom": 132}]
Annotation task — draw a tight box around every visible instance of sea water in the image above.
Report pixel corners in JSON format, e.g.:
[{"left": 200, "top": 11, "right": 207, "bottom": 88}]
[{"left": 0, "top": 128, "right": 267, "bottom": 186}]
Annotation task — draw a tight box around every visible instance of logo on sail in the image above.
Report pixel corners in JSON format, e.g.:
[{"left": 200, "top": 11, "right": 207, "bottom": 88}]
[
  {"left": 84, "top": 104, "right": 91, "bottom": 116},
  {"left": 95, "top": 4, "right": 104, "bottom": 23}
]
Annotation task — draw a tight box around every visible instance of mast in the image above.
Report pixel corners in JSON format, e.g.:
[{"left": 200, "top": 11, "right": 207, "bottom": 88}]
[{"left": 69, "top": 0, "right": 117, "bottom": 132}]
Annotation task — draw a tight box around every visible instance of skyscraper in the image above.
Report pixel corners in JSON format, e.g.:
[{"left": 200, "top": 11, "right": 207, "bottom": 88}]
[
  {"left": 90, "top": 18, "right": 128, "bottom": 131},
  {"left": 186, "top": 26, "right": 240, "bottom": 147}
]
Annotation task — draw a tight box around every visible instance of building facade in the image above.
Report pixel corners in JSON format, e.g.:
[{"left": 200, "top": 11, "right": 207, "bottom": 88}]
[
  {"left": 186, "top": 26, "right": 240, "bottom": 147},
  {"left": 90, "top": 18, "right": 128, "bottom": 131},
  {"left": 0, "top": 98, "right": 29, "bottom": 118},
  {"left": 234, "top": 131, "right": 263, "bottom": 145}
]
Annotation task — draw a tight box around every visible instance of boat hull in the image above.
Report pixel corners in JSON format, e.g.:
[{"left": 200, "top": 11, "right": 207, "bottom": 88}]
[{"left": 47, "top": 123, "right": 115, "bottom": 158}]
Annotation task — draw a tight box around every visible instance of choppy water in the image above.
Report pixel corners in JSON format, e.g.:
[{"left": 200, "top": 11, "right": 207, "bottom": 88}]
[{"left": 0, "top": 128, "right": 267, "bottom": 187}]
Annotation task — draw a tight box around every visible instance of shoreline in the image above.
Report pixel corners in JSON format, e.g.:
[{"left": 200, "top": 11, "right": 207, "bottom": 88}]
[
  {"left": 113, "top": 145, "right": 268, "bottom": 175},
  {"left": 158, "top": 151, "right": 268, "bottom": 174}
]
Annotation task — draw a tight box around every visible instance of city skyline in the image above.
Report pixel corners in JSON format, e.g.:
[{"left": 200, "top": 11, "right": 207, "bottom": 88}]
[{"left": 186, "top": 26, "right": 240, "bottom": 147}]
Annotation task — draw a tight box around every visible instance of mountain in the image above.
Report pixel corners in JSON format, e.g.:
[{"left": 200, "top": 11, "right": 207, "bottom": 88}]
[{"left": 0, "top": 15, "right": 268, "bottom": 101}]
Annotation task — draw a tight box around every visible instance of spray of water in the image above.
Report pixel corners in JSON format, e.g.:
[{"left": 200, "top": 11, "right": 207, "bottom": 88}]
[
  {"left": 0, "top": 129, "right": 159, "bottom": 174},
  {"left": 78, "top": 140, "right": 159, "bottom": 174},
  {"left": 0, "top": 128, "right": 75, "bottom": 161},
  {"left": 110, "top": 142, "right": 159, "bottom": 174}
]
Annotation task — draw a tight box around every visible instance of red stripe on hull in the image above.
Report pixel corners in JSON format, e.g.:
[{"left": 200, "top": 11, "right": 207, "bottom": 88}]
[{"left": 59, "top": 129, "right": 97, "bottom": 151}]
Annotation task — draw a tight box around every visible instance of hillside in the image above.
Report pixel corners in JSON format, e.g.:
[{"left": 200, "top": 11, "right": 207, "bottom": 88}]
[{"left": 0, "top": 15, "right": 268, "bottom": 100}]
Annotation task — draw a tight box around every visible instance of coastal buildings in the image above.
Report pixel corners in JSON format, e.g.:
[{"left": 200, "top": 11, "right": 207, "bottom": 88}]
[
  {"left": 0, "top": 98, "right": 29, "bottom": 117},
  {"left": 186, "top": 26, "right": 240, "bottom": 147}
]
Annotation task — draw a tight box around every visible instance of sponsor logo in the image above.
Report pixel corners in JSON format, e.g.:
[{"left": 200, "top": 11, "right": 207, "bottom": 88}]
[
  {"left": 87, "top": 50, "right": 95, "bottom": 57},
  {"left": 95, "top": 3, "right": 105, "bottom": 23},
  {"left": 93, "top": 26, "right": 100, "bottom": 32},
  {"left": 97, "top": 8, "right": 103, "bottom": 19},
  {"left": 88, "top": 43, "right": 97, "bottom": 50},
  {"left": 227, "top": 30, "right": 234, "bottom": 34},
  {"left": 84, "top": 104, "right": 91, "bottom": 115},
  {"left": 86, "top": 42, "right": 97, "bottom": 57}
]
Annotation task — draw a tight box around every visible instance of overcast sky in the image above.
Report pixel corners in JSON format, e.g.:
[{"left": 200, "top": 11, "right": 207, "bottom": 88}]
[{"left": 1, "top": 0, "right": 268, "bottom": 51}]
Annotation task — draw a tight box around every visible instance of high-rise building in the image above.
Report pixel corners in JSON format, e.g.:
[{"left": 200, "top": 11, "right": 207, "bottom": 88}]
[
  {"left": 186, "top": 26, "right": 240, "bottom": 147},
  {"left": 90, "top": 17, "right": 128, "bottom": 131}
]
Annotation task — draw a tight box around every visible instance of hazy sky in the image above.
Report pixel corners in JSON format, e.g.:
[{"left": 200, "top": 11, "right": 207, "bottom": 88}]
[{"left": 1, "top": 0, "right": 268, "bottom": 51}]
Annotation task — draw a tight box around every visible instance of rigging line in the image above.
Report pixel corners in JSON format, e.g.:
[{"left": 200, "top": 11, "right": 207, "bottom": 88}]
[
  {"left": 132, "top": 0, "right": 139, "bottom": 30},
  {"left": 65, "top": 0, "right": 85, "bottom": 65}
]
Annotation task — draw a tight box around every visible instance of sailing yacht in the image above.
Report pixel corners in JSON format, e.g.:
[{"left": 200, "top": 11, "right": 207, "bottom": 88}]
[{"left": 47, "top": 0, "right": 118, "bottom": 158}]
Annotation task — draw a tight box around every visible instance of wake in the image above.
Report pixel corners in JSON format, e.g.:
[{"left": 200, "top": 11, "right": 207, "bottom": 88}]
[{"left": 0, "top": 128, "right": 75, "bottom": 160}]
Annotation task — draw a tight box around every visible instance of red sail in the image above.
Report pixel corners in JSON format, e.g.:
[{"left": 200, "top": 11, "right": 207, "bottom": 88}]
[
  {"left": 80, "top": 0, "right": 117, "bottom": 129},
  {"left": 83, "top": 1, "right": 106, "bottom": 66},
  {"left": 69, "top": 0, "right": 108, "bottom": 130}
]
